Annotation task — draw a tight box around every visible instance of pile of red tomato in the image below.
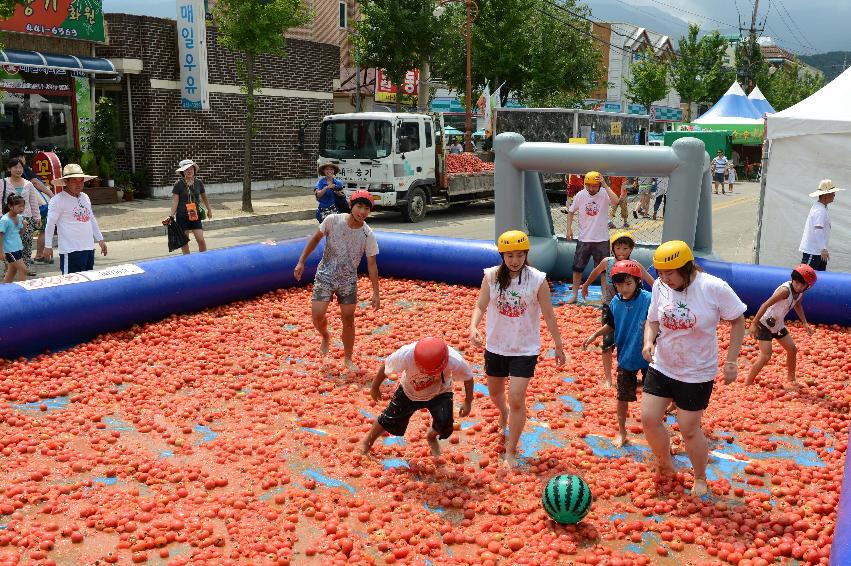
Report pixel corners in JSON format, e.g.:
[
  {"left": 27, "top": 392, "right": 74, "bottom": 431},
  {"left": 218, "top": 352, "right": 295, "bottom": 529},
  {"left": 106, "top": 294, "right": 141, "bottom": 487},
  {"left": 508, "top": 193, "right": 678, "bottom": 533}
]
[
  {"left": 0, "top": 278, "right": 847, "bottom": 565},
  {"left": 446, "top": 153, "right": 495, "bottom": 174}
]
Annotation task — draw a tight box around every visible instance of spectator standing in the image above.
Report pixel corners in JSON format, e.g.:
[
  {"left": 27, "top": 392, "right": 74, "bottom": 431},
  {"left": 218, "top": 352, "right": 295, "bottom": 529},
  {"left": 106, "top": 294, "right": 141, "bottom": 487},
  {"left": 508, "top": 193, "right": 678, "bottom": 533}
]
[
  {"left": 314, "top": 162, "right": 346, "bottom": 222},
  {"left": 7, "top": 148, "right": 52, "bottom": 198},
  {"left": 170, "top": 159, "right": 212, "bottom": 255},
  {"left": 652, "top": 177, "right": 668, "bottom": 221},
  {"left": 607, "top": 176, "right": 629, "bottom": 229},
  {"left": 43, "top": 164, "right": 107, "bottom": 274},
  {"left": 3, "top": 157, "right": 41, "bottom": 275},
  {"left": 799, "top": 179, "right": 843, "bottom": 271},
  {"left": 711, "top": 150, "right": 729, "bottom": 194}
]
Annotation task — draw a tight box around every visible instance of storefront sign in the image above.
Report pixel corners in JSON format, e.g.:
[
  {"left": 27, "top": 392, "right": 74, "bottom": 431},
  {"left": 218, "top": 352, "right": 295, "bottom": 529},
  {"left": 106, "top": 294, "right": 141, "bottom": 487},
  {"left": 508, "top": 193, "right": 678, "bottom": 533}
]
[
  {"left": 0, "top": 0, "right": 105, "bottom": 42},
  {"left": 375, "top": 69, "right": 418, "bottom": 105},
  {"left": 75, "top": 76, "right": 93, "bottom": 152},
  {"left": 0, "top": 65, "right": 73, "bottom": 95},
  {"left": 176, "top": 0, "right": 210, "bottom": 110},
  {"left": 610, "top": 121, "right": 622, "bottom": 136},
  {"left": 33, "top": 152, "right": 63, "bottom": 193},
  {"left": 15, "top": 264, "right": 145, "bottom": 291},
  {"left": 603, "top": 102, "right": 622, "bottom": 113}
]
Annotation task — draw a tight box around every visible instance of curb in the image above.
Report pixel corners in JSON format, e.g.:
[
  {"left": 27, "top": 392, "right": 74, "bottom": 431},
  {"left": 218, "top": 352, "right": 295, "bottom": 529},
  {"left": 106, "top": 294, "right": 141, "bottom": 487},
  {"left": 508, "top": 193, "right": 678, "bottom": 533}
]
[{"left": 101, "top": 209, "right": 316, "bottom": 242}]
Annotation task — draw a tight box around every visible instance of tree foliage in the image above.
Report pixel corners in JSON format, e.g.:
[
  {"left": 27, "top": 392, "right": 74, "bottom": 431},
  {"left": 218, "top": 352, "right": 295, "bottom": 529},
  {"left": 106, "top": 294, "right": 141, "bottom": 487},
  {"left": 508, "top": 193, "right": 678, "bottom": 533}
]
[
  {"left": 699, "top": 31, "right": 736, "bottom": 106},
  {"left": 212, "top": 0, "right": 311, "bottom": 212},
  {"left": 353, "top": 0, "right": 442, "bottom": 109},
  {"left": 763, "top": 64, "right": 825, "bottom": 111},
  {"left": 431, "top": 0, "right": 600, "bottom": 107},
  {"left": 735, "top": 36, "right": 771, "bottom": 92},
  {"left": 624, "top": 50, "right": 668, "bottom": 115},
  {"left": 669, "top": 25, "right": 735, "bottom": 118},
  {"left": 0, "top": 0, "right": 25, "bottom": 20}
]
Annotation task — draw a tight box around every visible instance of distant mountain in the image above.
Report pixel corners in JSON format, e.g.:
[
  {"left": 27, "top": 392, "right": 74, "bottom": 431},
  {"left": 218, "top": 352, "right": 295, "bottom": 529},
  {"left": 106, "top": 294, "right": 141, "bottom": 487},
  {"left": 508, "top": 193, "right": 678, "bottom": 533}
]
[{"left": 799, "top": 52, "right": 851, "bottom": 82}]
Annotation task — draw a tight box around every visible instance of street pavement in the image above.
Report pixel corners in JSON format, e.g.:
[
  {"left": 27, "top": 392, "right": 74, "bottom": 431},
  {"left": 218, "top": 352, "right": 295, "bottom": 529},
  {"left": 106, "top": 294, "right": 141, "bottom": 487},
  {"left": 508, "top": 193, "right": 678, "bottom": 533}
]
[{"left": 27, "top": 181, "right": 760, "bottom": 277}]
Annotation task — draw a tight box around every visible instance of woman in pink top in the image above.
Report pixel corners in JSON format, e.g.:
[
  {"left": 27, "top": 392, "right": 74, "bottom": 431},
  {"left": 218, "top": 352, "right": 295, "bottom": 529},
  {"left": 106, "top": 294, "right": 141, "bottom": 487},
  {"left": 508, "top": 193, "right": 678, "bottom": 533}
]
[{"left": 4, "top": 157, "right": 41, "bottom": 275}]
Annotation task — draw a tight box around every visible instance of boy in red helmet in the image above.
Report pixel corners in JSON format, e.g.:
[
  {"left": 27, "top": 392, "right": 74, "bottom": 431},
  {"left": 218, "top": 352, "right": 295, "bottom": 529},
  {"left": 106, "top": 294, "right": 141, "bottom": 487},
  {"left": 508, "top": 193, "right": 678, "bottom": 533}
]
[
  {"left": 294, "top": 190, "right": 380, "bottom": 372},
  {"left": 583, "top": 260, "right": 652, "bottom": 447},
  {"left": 746, "top": 264, "right": 816, "bottom": 388},
  {"left": 359, "top": 337, "right": 474, "bottom": 457}
]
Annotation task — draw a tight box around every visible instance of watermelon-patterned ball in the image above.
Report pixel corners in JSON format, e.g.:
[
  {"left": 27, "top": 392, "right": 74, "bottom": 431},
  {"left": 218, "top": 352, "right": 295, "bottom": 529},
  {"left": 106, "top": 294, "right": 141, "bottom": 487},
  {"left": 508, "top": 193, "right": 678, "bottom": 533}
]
[{"left": 541, "top": 474, "right": 593, "bottom": 524}]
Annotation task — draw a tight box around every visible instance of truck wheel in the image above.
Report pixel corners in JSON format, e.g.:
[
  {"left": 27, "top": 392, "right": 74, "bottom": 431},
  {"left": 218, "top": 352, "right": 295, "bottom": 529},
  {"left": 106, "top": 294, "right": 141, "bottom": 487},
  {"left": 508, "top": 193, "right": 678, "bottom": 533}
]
[{"left": 401, "top": 187, "right": 427, "bottom": 222}]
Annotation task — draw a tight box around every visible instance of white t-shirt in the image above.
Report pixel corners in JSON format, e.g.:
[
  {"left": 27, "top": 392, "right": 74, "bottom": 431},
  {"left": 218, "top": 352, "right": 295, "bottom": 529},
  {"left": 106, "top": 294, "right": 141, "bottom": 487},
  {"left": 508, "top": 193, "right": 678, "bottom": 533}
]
[
  {"left": 760, "top": 282, "right": 802, "bottom": 333},
  {"left": 799, "top": 202, "right": 830, "bottom": 255},
  {"left": 648, "top": 272, "right": 747, "bottom": 383},
  {"left": 44, "top": 191, "right": 103, "bottom": 254},
  {"left": 385, "top": 342, "right": 473, "bottom": 402},
  {"left": 568, "top": 188, "right": 612, "bottom": 242},
  {"left": 484, "top": 265, "right": 547, "bottom": 357},
  {"left": 315, "top": 213, "right": 379, "bottom": 285}
]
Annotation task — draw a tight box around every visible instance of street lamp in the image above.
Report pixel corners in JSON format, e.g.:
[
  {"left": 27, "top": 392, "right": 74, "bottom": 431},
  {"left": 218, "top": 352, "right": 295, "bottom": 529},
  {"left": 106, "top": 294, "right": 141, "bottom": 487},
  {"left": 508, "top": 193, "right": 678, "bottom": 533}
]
[{"left": 433, "top": 0, "right": 478, "bottom": 153}]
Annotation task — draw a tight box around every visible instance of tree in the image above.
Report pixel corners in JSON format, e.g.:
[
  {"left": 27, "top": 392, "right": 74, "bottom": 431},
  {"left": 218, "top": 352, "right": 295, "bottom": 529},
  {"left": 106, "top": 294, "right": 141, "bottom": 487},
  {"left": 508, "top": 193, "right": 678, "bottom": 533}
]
[
  {"left": 353, "top": 0, "right": 442, "bottom": 110},
  {"left": 670, "top": 24, "right": 703, "bottom": 120},
  {"left": 624, "top": 50, "right": 668, "bottom": 116},
  {"left": 431, "top": 0, "right": 600, "bottom": 107},
  {"left": 735, "top": 36, "right": 771, "bottom": 92},
  {"left": 764, "top": 64, "right": 825, "bottom": 111},
  {"left": 212, "top": 0, "right": 311, "bottom": 213},
  {"left": 700, "top": 31, "right": 736, "bottom": 105},
  {"left": 0, "top": 0, "right": 24, "bottom": 20}
]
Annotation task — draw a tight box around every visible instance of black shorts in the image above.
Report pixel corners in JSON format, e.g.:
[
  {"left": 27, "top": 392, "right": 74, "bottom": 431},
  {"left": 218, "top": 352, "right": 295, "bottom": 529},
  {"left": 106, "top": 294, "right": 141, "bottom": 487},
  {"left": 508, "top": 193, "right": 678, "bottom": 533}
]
[
  {"left": 4, "top": 250, "right": 22, "bottom": 263},
  {"left": 377, "top": 387, "right": 454, "bottom": 439},
  {"left": 713, "top": 172, "right": 725, "bottom": 183},
  {"left": 601, "top": 307, "right": 615, "bottom": 352},
  {"left": 484, "top": 350, "right": 538, "bottom": 378},
  {"left": 801, "top": 252, "right": 827, "bottom": 272},
  {"left": 617, "top": 367, "right": 646, "bottom": 402},
  {"left": 754, "top": 322, "right": 789, "bottom": 342},
  {"left": 643, "top": 366, "right": 714, "bottom": 412},
  {"left": 573, "top": 241, "right": 609, "bottom": 273},
  {"left": 176, "top": 211, "right": 203, "bottom": 232}
]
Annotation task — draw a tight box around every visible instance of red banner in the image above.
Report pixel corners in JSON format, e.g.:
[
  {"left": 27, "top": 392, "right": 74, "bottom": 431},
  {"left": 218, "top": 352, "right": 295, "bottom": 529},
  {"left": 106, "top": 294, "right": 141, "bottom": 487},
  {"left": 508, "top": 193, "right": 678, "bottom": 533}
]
[
  {"left": 33, "top": 152, "right": 63, "bottom": 193},
  {"left": 375, "top": 69, "right": 419, "bottom": 104},
  {"left": 0, "top": 0, "right": 105, "bottom": 42}
]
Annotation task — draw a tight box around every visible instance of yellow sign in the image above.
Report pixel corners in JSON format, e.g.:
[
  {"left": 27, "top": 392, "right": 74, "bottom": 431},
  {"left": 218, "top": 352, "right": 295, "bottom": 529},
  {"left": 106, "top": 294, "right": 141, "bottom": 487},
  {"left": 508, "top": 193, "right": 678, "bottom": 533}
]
[
  {"left": 568, "top": 138, "right": 588, "bottom": 144},
  {"left": 611, "top": 121, "right": 622, "bottom": 136}
]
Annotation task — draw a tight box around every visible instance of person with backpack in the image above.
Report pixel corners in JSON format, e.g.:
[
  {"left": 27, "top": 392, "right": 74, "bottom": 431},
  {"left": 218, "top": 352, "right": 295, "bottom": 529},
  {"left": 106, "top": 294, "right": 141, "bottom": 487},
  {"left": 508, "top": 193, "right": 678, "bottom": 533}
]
[{"left": 168, "top": 159, "right": 212, "bottom": 255}]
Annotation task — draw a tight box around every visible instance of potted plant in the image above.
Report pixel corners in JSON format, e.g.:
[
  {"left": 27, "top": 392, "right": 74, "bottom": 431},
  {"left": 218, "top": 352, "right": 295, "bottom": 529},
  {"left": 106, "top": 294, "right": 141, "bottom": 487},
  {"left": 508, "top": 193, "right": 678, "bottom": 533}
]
[
  {"left": 80, "top": 152, "right": 100, "bottom": 188},
  {"left": 114, "top": 170, "right": 131, "bottom": 199},
  {"left": 99, "top": 158, "right": 115, "bottom": 188}
]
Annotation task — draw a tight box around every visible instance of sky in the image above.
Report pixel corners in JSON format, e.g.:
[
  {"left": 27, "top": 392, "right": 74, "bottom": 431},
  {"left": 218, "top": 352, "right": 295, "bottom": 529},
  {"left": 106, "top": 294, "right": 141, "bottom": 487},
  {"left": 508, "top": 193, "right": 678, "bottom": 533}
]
[{"left": 102, "top": 0, "right": 851, "bottom": 55}]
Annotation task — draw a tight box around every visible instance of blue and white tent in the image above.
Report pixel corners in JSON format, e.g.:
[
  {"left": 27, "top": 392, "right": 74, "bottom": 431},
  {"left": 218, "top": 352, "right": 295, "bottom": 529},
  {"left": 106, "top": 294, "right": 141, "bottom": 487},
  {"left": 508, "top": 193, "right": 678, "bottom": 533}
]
[
  {"left": 694, "top": 82, "right": 763, "bottom": 125},
  {"left": 747, "top": 85, "right": 777, "bottom": 116}
]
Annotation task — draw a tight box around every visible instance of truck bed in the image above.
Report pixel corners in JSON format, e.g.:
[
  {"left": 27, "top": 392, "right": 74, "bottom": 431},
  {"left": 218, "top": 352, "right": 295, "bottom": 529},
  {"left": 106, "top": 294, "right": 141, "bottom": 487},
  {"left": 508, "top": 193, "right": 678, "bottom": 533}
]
[{"left": 446, "top": 171, "right": 494, "bottom": 196}]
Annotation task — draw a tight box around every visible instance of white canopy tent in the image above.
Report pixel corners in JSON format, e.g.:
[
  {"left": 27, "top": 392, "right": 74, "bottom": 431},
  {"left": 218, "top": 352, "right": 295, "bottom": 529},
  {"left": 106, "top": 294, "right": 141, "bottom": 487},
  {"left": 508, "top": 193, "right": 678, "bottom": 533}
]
[{"left": 757, "top": 67, "right": 851, "bottom": 272}]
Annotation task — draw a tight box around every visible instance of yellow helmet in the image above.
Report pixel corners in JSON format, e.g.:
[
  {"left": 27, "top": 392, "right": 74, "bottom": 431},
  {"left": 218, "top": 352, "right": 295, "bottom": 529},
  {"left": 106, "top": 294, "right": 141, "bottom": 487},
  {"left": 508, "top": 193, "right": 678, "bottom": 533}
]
[
  {"left": 610, "top": 230, "right": 635, "bottom": 249},
  {"left": 653, "top": 240, "right": 695, "bottom": 270},
  {"left": 497, "top": 230, "right": 530, "bottom": 253},
  {"left": 584, "top": 171, "right": 603, "bottom": 186}
]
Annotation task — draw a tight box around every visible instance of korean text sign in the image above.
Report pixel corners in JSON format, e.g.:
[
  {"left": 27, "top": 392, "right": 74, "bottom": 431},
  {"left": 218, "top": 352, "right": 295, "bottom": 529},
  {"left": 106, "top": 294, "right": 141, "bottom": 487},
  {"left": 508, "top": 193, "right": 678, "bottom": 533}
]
[
  {"left": 375, "top": 69, "right": 419, "bottom": 105},
  {"left": 176, "top": 0, "right": 210, "bottom": 110},
  {"left": 0, "top": 0, "right": 105, "bottom": 42}
]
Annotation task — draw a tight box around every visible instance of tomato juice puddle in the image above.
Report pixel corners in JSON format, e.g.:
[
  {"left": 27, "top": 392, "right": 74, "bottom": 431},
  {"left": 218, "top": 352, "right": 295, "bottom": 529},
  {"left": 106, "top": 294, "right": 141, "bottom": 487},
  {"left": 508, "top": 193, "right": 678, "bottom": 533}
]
[{"left": 0, "top": 279, "right": 846, "bottom": 564}]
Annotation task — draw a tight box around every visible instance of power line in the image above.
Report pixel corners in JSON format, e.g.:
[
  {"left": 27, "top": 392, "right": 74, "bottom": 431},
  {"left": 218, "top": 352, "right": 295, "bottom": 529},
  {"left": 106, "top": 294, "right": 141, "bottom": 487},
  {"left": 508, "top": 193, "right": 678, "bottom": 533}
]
[
  {"left": 775, "top": 0, "right": 815, "bottom": 50},
  {"left": 534, "top": 3, "right": 638, "bottom": 58},
  {"left": 544, "top": 0, "right": 640, "bottom": 43},
  {"left": 636, "top": 0, "right": 739, "bottom": 31}
]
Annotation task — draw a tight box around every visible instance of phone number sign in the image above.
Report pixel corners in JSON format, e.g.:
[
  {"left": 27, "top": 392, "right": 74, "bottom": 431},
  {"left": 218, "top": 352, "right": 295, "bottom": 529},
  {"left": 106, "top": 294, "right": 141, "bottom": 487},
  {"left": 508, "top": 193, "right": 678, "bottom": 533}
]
[{"left": 0, "top": 0, "right": 105, "bottom": 43}]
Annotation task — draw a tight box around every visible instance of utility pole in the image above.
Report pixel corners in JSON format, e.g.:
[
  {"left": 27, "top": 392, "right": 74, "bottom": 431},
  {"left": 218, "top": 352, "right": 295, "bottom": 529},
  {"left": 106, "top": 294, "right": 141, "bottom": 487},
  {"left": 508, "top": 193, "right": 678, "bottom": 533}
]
[{"left": 738, "top": 0, "right": 764, "bottom": 91}]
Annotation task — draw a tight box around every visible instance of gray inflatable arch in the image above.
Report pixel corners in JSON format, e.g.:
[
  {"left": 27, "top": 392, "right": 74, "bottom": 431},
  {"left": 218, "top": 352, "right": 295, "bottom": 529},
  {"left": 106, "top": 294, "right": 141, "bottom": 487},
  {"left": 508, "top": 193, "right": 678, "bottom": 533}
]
[{"left": 493, "top": 132, "right": 712, "bottom": 279}]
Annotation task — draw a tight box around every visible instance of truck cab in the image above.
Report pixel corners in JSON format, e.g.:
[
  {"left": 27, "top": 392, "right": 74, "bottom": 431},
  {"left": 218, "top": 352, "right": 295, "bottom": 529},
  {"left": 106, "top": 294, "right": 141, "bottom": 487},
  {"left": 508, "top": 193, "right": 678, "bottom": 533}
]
[{"left": 318, "top": 112, "right": 440, "bottom": 222}]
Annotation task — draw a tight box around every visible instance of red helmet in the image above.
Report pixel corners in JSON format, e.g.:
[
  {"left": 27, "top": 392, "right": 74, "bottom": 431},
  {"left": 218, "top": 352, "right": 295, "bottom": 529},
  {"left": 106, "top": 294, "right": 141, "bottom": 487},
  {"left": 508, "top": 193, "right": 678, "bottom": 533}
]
[
  {"left": 610, "top": 259, "right": 642, "bottom": 280},
  {"left": 349, "top": 189, "right": 374, "bottom": 208},
  {"left": 792, "top": 264, "right": 817, "bottom": 286},
  {"left": 414, "top": 337, "right": 449, "bottom": 375}
]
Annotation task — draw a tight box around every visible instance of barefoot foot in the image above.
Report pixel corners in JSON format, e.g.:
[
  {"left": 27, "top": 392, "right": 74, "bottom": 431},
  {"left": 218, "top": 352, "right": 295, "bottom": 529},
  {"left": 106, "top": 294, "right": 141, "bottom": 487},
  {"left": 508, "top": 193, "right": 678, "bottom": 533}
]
[
  {"left": 689, "top": 478, "right": 709, "bottom": 497},
  {"left": 600, "top": 378, "right": 612, "bottom": 389},
  {"left": 497, "top": 409, "right": 508, "bottom": 430},
  {"left": 427, "top": 434, "right": 441, "bottom": 457},
  {"left": 613, "top": 431, "right": 628, "bottom": 448},
  {"left": 503, "top": 452, "right": 519, "bottom": 469},
  {"left": 344, "top": 358, "right": 360, "bottom": 373},
  {"left": 358, "top": 439, "right": 372, "bottom": 455},
  {"left": 565, "top": 293, "right": 578, "bottom": 304},
  {"left": 319, "top": 335, "right": 330, "bottom": 356}
]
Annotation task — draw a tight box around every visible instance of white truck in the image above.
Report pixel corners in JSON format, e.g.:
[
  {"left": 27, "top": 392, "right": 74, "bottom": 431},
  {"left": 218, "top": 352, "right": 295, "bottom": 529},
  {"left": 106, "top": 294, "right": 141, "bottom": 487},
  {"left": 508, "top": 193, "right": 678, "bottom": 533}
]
[{"left": 317, "top": 112, "right": 494, "bottom": 222}]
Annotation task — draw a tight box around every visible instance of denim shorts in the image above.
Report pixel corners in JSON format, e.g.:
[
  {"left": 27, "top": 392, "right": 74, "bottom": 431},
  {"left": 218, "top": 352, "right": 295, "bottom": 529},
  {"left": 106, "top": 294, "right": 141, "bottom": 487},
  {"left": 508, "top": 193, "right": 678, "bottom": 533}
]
[{"left": 311, "top": 278, "right": 358, "bottom": 304}]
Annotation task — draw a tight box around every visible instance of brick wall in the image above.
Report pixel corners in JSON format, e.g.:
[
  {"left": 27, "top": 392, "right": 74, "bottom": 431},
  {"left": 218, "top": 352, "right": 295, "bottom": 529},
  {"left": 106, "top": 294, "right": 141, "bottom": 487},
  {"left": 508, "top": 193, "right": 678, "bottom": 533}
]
[{"left": 96, "top": 14, "right": 338, "bottom": 191}]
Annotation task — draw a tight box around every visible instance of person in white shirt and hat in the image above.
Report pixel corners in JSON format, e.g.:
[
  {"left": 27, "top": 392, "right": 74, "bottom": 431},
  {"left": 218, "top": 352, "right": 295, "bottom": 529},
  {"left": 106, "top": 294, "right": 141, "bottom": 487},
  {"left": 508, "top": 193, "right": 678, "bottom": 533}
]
[
  {"left": 799, "top": 179, "right": 843, "bottom": 271},
  {"left": 42, "top": 164, "right": 107, "bottom": 274}
]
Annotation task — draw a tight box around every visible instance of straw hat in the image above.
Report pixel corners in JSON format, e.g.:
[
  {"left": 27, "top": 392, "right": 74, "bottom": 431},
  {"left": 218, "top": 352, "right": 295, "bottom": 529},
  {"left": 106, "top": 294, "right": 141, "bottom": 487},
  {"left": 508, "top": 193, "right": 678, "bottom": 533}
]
[
  {"left": 809, "top": 179, "right": 844, "bottom": 198},
  {"left": 52, "top": 163, "right": 97, "bottom": 186},
  {"left": 317, "top": 161, "right": 340, "bottom": 176},
  {"left": 176, "top": 159, "right": 199, "bottom": 174}
]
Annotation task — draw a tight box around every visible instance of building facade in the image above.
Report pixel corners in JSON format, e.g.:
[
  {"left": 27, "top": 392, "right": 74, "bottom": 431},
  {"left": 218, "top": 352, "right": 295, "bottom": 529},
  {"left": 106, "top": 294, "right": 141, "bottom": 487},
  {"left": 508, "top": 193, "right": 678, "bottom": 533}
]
[{"left": 590, "top": 22, "right": 683, "bottom": 124}]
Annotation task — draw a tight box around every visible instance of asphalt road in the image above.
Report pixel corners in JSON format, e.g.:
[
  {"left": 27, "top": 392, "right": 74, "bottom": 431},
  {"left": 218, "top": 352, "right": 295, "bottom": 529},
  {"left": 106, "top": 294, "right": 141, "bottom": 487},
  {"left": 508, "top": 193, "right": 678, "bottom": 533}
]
[{"left": 27, "top": 181, "right": 761, "bottom": 276}]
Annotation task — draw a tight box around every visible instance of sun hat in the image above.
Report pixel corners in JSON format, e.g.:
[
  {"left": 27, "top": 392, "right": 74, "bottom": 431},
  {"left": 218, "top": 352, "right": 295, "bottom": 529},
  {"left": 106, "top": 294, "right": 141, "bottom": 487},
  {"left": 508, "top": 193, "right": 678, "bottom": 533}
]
[
  {"left": 175, "top": 159, "right": 199, "bottom": 174},
  {"left": 808, "top": 179, "right": 844, "bottom": 198},
  {"left": 317, "top": 161, "right": 340, "bottom": 176},
  {"left": 51, "top": 163, "right": 97, "bottom": 186}
]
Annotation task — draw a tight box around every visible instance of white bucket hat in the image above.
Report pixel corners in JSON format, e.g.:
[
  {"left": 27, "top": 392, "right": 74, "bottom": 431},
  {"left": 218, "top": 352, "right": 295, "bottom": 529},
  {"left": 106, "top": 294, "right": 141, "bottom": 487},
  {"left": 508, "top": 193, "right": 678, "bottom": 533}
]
[
  {"left": 809, "top": 179, "right": 844, "bottom": 198},
  {"left": 176, "top": 159, "right": 199, "bottom": 174},
  {"left": 52, "top": 163, "right": 97, "bottom": 186}
]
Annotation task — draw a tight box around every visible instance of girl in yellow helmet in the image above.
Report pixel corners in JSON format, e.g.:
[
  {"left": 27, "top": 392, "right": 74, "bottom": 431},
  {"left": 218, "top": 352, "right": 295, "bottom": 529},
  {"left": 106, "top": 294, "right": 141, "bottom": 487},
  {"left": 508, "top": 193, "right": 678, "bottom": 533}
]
[
  {"left": 469, "top": 230, "right": 566, "bottom": 468},
  {"left": 640, "top": 240, "right": 746, "bottom": 496}
]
